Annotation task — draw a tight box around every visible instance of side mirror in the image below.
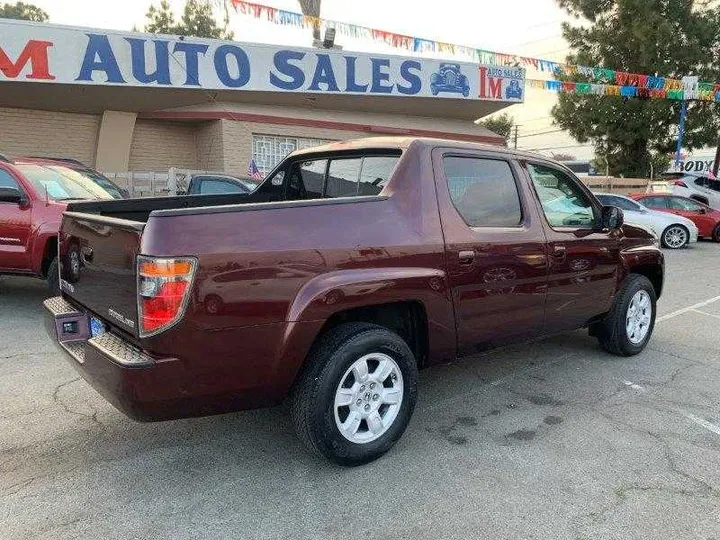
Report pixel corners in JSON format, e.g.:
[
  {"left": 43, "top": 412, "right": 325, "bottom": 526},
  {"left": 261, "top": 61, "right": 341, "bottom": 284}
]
[
  {"left": 699, "top": 207, "right": 708, "bottom": 214},
  {"left": 0, "top": 187, "right": 26, "bottom": 205},
  {"left": 601, "top": 205, "right": 624, "bottom": 230}
]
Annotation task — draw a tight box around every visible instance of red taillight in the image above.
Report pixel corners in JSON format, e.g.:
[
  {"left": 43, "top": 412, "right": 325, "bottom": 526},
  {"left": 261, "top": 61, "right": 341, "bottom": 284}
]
[
  {"left": 674, "top": 180, "right": 688, "bottom": 188},
  {"left": 138, "top": 256, "right": 196, "bottom": 337}
]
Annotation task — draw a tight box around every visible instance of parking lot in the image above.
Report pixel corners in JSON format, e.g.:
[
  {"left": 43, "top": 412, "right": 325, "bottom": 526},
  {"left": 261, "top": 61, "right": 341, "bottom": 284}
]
[{"left": 2, "top": 243, "right": 720, "bottom": 540}]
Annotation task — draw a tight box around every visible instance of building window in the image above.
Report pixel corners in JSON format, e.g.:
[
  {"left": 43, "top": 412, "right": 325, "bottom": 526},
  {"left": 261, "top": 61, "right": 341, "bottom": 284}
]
[{"left": 252, "top": 135, "right": 331, "bottom": 176}]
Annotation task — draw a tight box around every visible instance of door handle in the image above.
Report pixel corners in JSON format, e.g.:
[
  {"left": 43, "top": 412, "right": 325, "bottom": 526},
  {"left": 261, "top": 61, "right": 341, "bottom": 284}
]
[
  {"left": 458, "top": 250, "right": 475, "bottom": 265},
  {"left": 552, "top": 245, "right": 567, "bottom": 261}
]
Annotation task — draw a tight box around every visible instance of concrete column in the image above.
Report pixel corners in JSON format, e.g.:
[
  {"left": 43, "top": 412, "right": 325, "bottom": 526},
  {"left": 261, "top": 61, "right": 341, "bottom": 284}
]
[{"left": 95, "top": 111, "right": 137, "bottom": 172}]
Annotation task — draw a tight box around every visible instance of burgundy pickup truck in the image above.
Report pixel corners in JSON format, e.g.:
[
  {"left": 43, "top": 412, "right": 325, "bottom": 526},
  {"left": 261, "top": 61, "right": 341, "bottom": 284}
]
[{"left": 44, "top": 137, "right": 663, "bottom": 465}]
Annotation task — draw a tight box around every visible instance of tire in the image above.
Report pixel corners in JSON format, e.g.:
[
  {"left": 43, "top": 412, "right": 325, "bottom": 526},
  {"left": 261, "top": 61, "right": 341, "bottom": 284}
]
[
  {"left": 712, "top": 224, "right": 720, "bottom": 243},
  {"left": 290, "top": 322, "right": 418, "bottom": 466},
  {"left": 47, "top": 257, "right": 60, "bottom": 297},
  {"left": 596, "top": 274, "right": 656, "bottom": 356},
  {"left": 661, "top": 224, "right": 689, "bottom": 249}
]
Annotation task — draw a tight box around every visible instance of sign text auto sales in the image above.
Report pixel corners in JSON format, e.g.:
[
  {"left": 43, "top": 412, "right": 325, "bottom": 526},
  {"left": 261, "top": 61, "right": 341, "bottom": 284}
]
[{"left": 0, "top": 20, "right": 525, "bottom": 103}]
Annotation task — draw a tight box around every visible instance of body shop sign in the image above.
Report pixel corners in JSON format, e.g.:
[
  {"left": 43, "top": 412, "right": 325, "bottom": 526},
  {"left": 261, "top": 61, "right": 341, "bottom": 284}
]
[{"left": 0, "top": 20, "right": 524, "bottom": 102}]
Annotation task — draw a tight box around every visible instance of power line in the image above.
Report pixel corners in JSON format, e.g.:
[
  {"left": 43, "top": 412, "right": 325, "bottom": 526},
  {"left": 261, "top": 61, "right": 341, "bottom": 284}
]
[{"left": 517, "top": 128, "right": 565, "bottom": 138}]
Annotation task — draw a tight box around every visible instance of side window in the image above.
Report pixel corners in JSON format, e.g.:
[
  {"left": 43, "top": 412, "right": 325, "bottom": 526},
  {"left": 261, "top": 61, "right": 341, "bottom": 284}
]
[
  {"left": 527, "top": 163, "right": 596, "bottom": 228},
  {"left": 694, "top": 177, "right": 707, "bottom": 187},
  {"left": 325, "top": 158, "right": 362, "bottom": 198},
  {"left": 708, "top": 179, "right": 720, "bottom": 192},
  {"left": 297, "top": 159, "right": 327, "bottom": 199},
  {"left": 643, "top": 196, "right": 669, "bottom": 209},
  {"left": 0, "top": 169, "right": 20, "bottom": 190},
  {"left": 359, "top": 156, "right": 399, "bottom": 195},
  {"left": 670, "top": 197, "right": 703, "bottom": 211},
  {"left": 198, "top": 179, "right": 247, "bottom": 194},
  {"left": 443, "top": 157, "right": 522, "bottom": 227},
  {"left": 607, "top": 196, "right": 641, "bottom": 212}
]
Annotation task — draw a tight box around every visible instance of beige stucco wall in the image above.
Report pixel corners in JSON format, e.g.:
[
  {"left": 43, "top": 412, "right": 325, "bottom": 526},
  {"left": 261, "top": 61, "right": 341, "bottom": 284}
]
[
  {"left": 0, "top": 107, "right": 100, "bottom": 165},
  {"left": 95, "top": 111, "right": 137, "bottom": 172},
  {"left": 128, "top": 119, "right": 198, "bottom": 171},
  {"left": 196, "top": 120, "right": 225, "bottom": 171}
]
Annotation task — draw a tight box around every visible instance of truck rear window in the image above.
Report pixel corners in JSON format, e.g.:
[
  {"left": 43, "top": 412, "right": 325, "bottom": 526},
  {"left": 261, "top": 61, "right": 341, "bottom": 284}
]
[{"left": 280, "top": 153, "right": 400, "bottom": 200}]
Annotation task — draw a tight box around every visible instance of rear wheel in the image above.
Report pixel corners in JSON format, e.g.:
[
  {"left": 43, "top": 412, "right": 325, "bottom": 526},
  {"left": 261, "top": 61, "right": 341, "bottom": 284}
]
[
  {"left": 46, "top": 257, "right": 59, "bottom": 297},
  {"left": 712, "top": 224, "right": 720, "bottom": 243},
  {"left": 596, "top": 274, "right": 656, "bottom": 356},
  {"left": 291, "top": 322, "right": 418, "bottom": 466},
  {"left": 661, "top": 225, "right": 689, "bottom": 249}
]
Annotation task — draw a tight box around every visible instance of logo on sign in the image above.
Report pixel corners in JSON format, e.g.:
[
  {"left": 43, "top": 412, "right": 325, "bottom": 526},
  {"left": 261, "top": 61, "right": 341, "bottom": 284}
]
[{"left": 430, "top": 63, "right": 470, "bottom": 97}]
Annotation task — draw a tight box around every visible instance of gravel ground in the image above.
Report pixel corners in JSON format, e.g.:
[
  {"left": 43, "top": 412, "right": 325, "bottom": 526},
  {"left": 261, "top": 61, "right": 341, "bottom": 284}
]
[{"left": 2, "top": 242, "right": 720, "bottom": 540}]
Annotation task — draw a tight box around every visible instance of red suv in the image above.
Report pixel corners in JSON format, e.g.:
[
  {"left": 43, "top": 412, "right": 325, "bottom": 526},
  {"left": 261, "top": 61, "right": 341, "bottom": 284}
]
[
  {"left": 631, "top": 193, "right": 720, "bottom": 241},
  {"left": 0, "top": 158, "right": 121, "bottom": 292}
]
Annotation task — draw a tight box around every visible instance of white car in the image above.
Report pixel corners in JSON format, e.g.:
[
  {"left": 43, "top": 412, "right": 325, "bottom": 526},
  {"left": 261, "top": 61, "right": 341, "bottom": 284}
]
[
  {"left": 596, "top": 193, "right": 698, "bottom": 249},
  {"left": 668, "top": 173, "right": 720, "bottom": 209}
]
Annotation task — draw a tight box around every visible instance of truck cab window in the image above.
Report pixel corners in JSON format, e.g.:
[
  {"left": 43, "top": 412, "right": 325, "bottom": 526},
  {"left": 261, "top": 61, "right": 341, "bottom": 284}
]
[
  {"left": 198, "top": 179, "right": 248, "bottom": 194},
  {"left": 359, "top": 156, "right": 399, "bottom": 195},
  {"left": 443, "top": 156, "right": 522, "bottom": 227},
  {"left": 527, "top": 163, "right": 596, "bottom": 228},
  {"left": 326, "top": 158, "right": 362, "bottom": 198}
]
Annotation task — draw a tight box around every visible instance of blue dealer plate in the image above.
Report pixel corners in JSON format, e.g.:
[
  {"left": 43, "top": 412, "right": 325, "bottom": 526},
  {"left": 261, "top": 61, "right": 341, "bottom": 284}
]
[{"left": 89, "top": 316, "right": 106, "bottom": 338}]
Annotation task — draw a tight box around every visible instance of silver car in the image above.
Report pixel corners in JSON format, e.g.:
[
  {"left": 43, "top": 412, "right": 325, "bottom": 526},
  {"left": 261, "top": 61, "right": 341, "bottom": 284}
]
[
  {"left": 668, "top": 173, "right": 720, "bottom": 209},
  {"left": 596, "top": 193, "right": 698, "bottom": 249}
]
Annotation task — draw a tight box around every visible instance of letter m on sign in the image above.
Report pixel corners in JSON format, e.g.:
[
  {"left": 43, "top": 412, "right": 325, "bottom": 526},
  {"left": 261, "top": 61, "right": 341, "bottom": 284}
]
[{"left": 0, "top": 40, "right": 55, "bottom": 80}]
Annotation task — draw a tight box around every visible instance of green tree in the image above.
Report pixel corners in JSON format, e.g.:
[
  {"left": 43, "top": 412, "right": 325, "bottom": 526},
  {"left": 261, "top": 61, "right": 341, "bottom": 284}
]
[
  {"left": 144, "top": 0, "right": 233, "bottom": 40},
  {"left": 478, "top": 113, "right": 515, "bottom": 144},
  {"left": 0, "top": 1, "right": 48, "bottom": 21},
  {"left": 552, "top": 0, "right": 720, "bottom": 178}
]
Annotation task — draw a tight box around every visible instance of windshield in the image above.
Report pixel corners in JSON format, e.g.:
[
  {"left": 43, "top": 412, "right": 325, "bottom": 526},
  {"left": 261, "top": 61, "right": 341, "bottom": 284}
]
[
  {"left": 16, "top": 164, "right": 116, "bottom": 200},
  {"left": 68, "top": 168, "right": 125, "bottom": 199}
]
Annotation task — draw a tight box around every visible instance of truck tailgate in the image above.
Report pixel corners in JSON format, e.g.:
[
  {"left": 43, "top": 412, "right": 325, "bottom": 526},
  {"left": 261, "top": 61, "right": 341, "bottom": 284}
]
[{"left": 59, "top": 211, "right": 143, "bottom": 336}]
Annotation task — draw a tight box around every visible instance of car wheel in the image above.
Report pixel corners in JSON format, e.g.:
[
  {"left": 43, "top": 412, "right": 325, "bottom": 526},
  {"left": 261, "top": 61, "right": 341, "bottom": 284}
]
[
  {"left": 47, "top": 257, "right": 60, "bottom": 297},
  {"left": 291, "top": 322, "right": 418, "bottom": 466},
  {"left": 712, "top": 224, "right": 720, "bottom": 243},
  {"left": 661, "top": 225, "right": 689, "bottom": 249},
  {"left": 596, "top": 274, "right": 656, "bottom": 356}
]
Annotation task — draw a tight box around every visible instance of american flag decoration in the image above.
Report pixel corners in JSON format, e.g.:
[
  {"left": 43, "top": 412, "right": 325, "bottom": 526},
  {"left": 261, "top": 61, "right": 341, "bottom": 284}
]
[{"left": 248, "top": 158, "right": 263, "bottom": 181}]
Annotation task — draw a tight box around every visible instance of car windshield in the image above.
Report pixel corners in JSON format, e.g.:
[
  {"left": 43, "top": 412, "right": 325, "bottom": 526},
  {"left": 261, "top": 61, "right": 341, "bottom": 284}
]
[
  {"left": 67, "top": 167, "right": 125, "bottom": 199},
  {"left": 15, "top": 164, "right": 115, "bottom": 200}
]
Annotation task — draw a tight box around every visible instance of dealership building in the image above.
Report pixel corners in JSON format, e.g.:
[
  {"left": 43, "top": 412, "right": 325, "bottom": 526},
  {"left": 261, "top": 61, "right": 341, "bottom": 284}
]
[{"left": 0, "top": 20, "right": 524, "bottom": 181}]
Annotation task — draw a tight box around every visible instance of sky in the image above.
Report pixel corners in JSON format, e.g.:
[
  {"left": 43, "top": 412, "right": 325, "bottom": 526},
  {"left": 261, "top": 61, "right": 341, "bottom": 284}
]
[{"left": 30, "top": 0, "right": 592, "bottom": 159}]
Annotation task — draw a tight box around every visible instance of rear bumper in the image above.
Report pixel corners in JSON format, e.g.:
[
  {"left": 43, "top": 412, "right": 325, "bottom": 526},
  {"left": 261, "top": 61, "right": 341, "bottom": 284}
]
[
  {"left": 44, "top": 296, "right": 182, "bottom": 421},
  {"left": 44, "top": 296, "right": 281, "bottom": 421}
]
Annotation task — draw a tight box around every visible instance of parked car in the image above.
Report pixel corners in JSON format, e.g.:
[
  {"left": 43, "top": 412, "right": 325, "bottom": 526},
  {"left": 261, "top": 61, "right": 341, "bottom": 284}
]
[
  {"left": 21, "top": 156, "right": 128, "bottom": 199},
  {"left": 177, "top": 173, "right": 259, "bottom": 195},
  {"left": 44, "top": 138, "right": 663, "bottom": 465},
  {"left": 595, "top": 193, "right": 698, "bottom": 249},
  {"left": 430, "top": 63, "right": 470, "bottom": 97},
  {"left": 0, "top": 159, "right": 121, "bottom": 293},
  {"left": 667, "top": 172, "right": 720, "bottom": 209},
  {"left": 631, "top": 193, "right": 720, "bottom": 242}
]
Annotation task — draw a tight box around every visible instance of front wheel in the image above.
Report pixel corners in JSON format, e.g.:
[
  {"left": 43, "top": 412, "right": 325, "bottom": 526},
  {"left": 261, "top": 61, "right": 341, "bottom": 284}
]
[
  {"left": 291, "top": 322, "right": 418, "bottom": 466},
  {"left": 661, "top": 225, "right": 689, "bottom": 249},
  {"left": 596, "top": 274, "right": 656, "bottom": 356}
]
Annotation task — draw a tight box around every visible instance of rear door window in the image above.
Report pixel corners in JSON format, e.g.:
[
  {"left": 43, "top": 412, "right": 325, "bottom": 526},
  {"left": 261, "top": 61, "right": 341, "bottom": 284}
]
[
  {"left": 443, "top": 156, "right": 523, "bottom": 227},
  {"left": 669, "top": 197, "right": 704, "bottom": 212}
]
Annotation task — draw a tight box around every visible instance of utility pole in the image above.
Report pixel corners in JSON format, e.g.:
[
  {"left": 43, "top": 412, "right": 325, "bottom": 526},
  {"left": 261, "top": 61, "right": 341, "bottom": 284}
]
[
  {"left": 713, "top": 136, "right": 720, "bottom": 178},
  {"left": 513, "top": 125, "right": 519, "bottom": 149}
]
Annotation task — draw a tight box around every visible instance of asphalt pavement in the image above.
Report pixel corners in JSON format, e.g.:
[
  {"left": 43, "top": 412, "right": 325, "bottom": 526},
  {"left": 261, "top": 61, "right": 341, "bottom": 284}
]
[{"left": 2, "top": 242, "right": 720, "bottom": 540}]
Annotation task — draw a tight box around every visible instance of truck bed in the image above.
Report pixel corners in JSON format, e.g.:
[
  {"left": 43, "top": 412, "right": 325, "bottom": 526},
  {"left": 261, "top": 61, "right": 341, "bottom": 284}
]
[{"left": 66, "top": 192, "right": 262, "bottom": 222}]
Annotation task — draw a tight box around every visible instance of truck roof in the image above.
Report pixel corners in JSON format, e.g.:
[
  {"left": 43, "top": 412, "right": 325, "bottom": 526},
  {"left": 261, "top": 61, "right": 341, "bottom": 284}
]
[{"left": 290, "top": 136, "right": 550, "bottom": 163}]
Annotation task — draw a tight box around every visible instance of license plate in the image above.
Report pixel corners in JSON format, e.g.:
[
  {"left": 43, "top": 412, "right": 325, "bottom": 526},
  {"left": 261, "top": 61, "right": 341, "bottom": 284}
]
[{"left": 89, "top": 316, "right": 106, "bottom": 338}]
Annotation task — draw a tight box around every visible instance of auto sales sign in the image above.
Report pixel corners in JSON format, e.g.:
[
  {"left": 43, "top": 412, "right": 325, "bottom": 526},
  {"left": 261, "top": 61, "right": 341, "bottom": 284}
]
[{"left": 0, "top": 20, "right": 525, "bottom": 103}]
